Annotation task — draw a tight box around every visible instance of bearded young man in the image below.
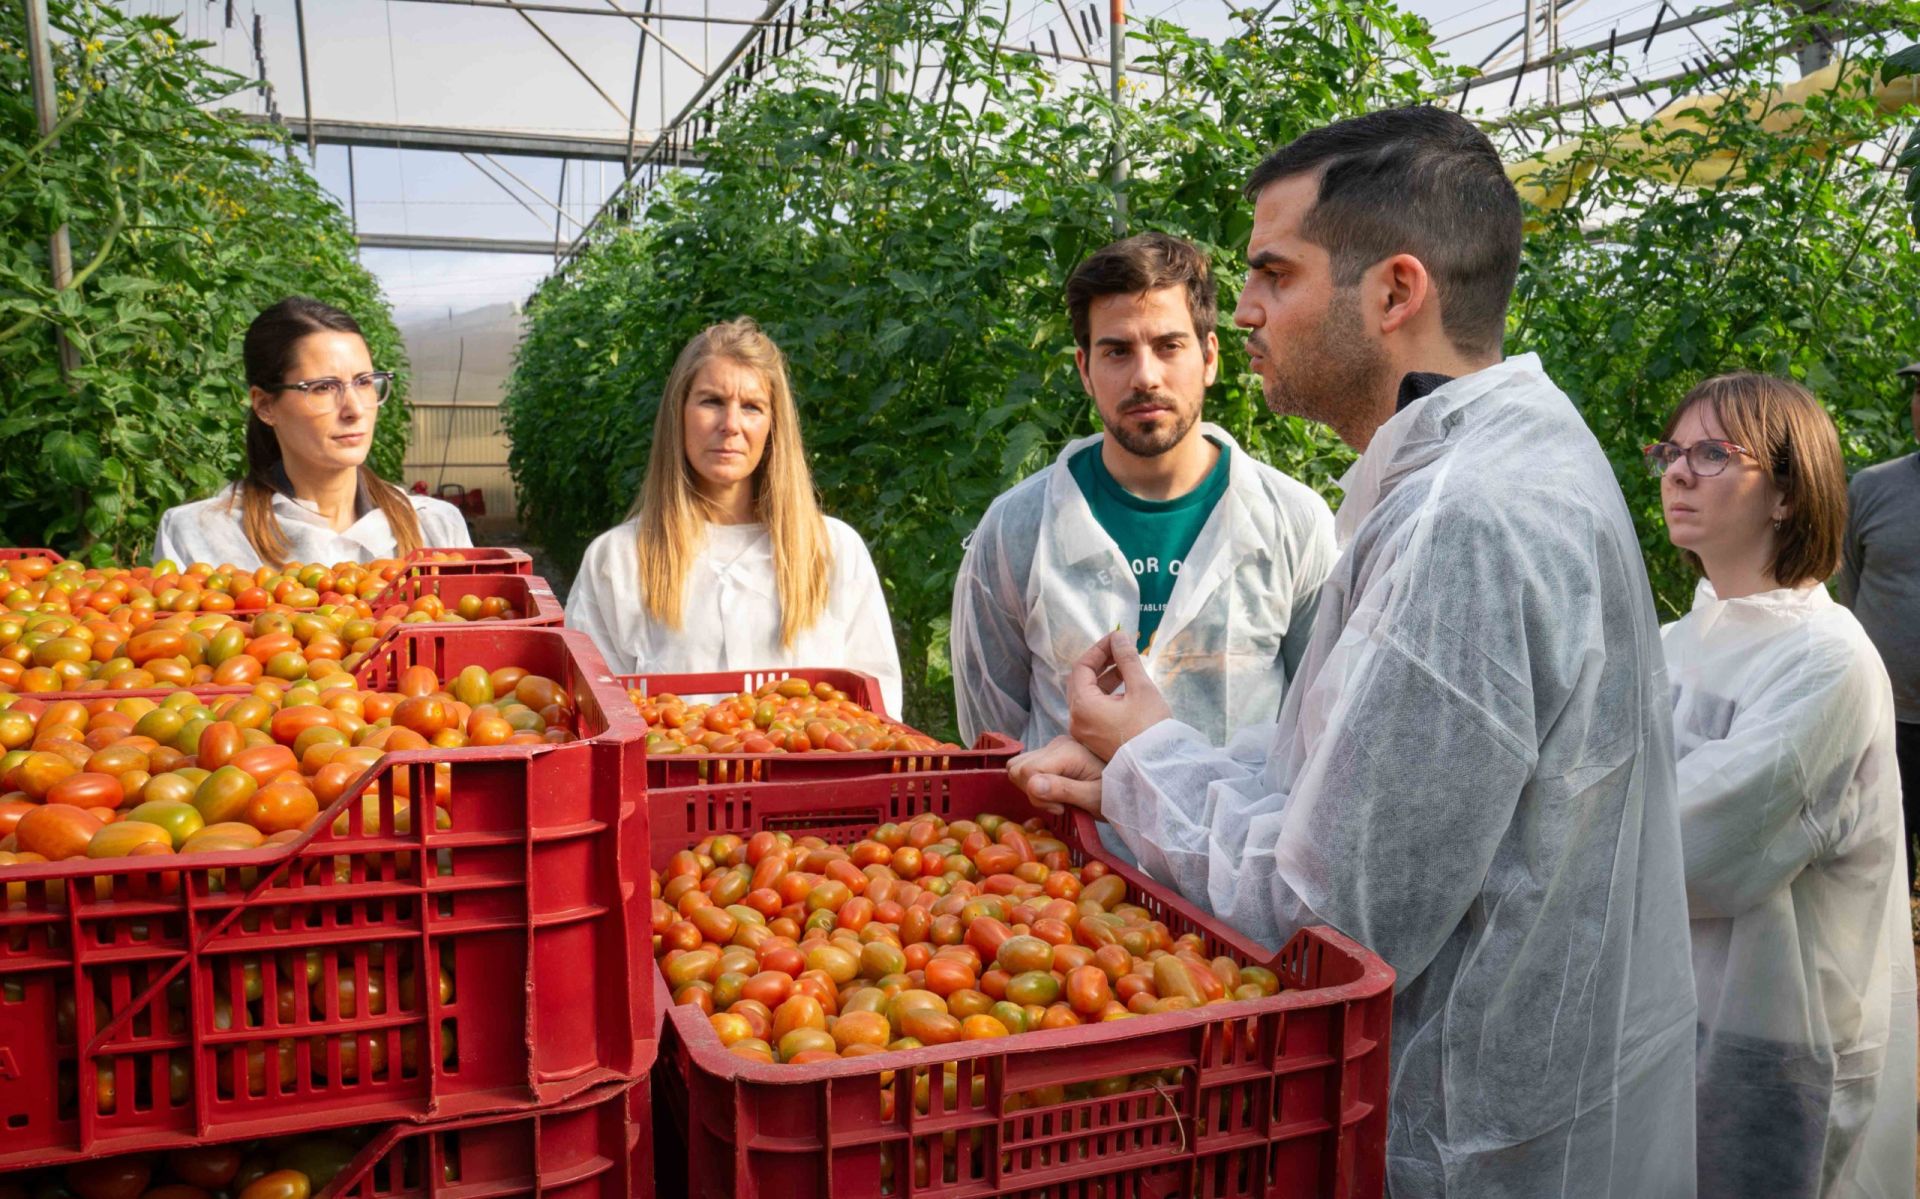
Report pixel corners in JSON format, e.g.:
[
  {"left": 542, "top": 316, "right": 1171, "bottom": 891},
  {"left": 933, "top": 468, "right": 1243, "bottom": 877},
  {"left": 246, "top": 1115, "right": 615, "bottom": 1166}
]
[
  {"left": 1011, "top": 108, "right": 1700, "bottom": 1198},
  {"left": 950, "top": 232, "right": 1335, "bottom": 757}
]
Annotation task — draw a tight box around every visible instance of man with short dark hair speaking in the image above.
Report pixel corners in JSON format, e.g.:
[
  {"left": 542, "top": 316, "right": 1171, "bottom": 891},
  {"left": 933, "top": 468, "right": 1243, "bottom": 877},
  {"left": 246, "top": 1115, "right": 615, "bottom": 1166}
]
[{"left": 1011, "top": 108, "right": 1699, "bottom": 1197}]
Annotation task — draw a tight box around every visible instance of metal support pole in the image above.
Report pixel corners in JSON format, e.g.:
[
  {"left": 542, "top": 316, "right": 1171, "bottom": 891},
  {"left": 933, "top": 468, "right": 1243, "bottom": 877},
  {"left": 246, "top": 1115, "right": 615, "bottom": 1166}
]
[
  {"left": 554, "top": 161, "right": 567, "bottom": 266},
  {"left": 347, "top": 145, "right": 358, "bottom": 232},
  {"left": 24, "top": 0, "right": 77, "bottom": 378},
  {"left": 1056, "top": 0, "right": 1090, "bottom": 57},
  {"left": 625, "top": 0, "right": 653, "bottom": 172},
  {"left": 1109, "top": 0, "right": 1126, "bottom": 235},
  {"left": 1545, "top": 0, "right": 1561, "bottom": 106},
  {"left": 293, "top": 0, "right": 316, "bottom": 157}
]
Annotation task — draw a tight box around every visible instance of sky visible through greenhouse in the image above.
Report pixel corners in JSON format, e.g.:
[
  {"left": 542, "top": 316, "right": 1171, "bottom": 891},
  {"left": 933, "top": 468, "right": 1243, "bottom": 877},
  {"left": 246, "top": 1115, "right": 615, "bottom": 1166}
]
[{"left": 115, "top": 0, "right": 1762, "bottom": 322}]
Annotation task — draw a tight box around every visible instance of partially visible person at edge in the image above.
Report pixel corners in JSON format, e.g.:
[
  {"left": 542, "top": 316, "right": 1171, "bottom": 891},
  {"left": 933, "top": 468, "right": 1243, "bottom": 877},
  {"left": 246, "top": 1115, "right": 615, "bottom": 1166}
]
[
  {"left": 949, "top": 232, "right": 1335, "bottom": 755},
  {"left": 1649, "top": 373, "right": 1916, "bottom": 1199},
  {"left": 153, "top": 297, "right": 471, "bottom": 570},
  {"left": 1837, "top": 359, "right": 1920, "bottom": 893},
  {"left": 564, "top": 317, "right": 903, "bottom": 716},
  {"left": 1008, "top": 106, "right": 1698, "bottom": 1196}
]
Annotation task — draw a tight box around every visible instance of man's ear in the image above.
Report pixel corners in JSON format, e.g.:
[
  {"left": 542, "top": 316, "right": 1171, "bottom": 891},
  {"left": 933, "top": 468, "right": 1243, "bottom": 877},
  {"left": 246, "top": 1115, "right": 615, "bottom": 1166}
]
[
  {"left": 1075, "top": 346, "right": 1094, "bottom": 397},
  {"left": 1201, "top": 330, "right": 1220, "bottom": 388},
  {"left": 1376, "top": 253, "right": 1434, "bottom": 337}
]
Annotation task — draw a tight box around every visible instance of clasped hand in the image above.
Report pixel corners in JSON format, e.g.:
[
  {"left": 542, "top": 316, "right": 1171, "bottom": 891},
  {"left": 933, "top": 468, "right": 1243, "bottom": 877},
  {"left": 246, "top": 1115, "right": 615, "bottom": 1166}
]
[{"left": 1008, "top": 631, "right": 1171, "bottom": 819}]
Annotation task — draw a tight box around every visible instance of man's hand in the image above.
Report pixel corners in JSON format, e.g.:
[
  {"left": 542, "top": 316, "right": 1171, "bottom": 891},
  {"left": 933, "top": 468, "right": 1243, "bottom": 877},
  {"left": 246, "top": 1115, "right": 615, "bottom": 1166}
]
[
  {"left": 1068, "top": 631, "right": 1172, "bottom": 762},
  {"left": 1009, "top": 735, "right": 1107, "bottom": 817}
]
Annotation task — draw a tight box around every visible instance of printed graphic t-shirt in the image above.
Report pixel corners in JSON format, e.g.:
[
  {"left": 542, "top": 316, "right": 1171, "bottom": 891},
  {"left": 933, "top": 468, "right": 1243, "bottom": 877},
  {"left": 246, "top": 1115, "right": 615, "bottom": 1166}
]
[{"left": 1067, "top": 437, "right": 1231, "bottom": 652}]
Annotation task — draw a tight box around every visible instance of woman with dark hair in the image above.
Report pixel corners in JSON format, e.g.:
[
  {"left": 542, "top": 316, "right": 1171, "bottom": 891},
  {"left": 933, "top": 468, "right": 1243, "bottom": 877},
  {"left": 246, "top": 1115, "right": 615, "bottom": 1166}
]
[
  {"left": 153, "top": 297, "right": 470, "bottom": 567},
  {"left": 1650, "top": 372, "right": 1916, "bottom": 1198}
]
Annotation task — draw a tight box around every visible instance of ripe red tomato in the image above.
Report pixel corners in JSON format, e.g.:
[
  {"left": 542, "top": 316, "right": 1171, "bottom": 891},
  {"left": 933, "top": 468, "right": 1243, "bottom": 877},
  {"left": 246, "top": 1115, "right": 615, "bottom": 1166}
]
[
  {"left": 64, "top": 1157, "right": 152, "bottom": 1199},
  {"left": 45, "top": 770, "right": 123, "bottom": 809},
  {"left": 16, "top": 804, "right": 103, "bottom": 860},
  {"left": 167, "top": 1146, "right": 244, "bottom": 1189}
]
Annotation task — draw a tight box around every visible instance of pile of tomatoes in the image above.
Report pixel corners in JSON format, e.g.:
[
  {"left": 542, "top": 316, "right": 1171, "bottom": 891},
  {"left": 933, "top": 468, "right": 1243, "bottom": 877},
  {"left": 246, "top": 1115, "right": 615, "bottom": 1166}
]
[
  {"left": 0, "top": 661, "right": 576, "bottom": 871},
  {"left": 0, "top": 609, "right": 384, "bottom": 695},
  {"left": 0, "top": 1133, "right": 363, "bottom": 1199},
  {"left": 4, "top": 555, "right": 405, "bottom": 613},
  {"left": 0, "top": 585, "right": 529, "bottom": 697},
  {"left": 632, "top": 676, "right": 956, "bottom": 756},
  {"left": 652, "top": 813, "right": 1283, "bottom": 1074}
]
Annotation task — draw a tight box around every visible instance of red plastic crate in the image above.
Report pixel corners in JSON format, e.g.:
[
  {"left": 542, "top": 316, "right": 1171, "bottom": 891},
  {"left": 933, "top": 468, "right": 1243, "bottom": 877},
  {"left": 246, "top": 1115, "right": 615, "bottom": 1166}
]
[
  {"left": 617, "top": 666, "right": 1020, "bottom": 789},
  {"left": 647, "top": 771, "right": 1394, "bottom": 1199},
  {"left": 320, "top": 1077, "right": 651, "bottom": 1199},
  {"left": 0, "top": 547, "right": 64, "bottom": 563},
  {"left": 401, "top": 547, "right": 534, "bottom": 579},
  {"left": 369, "top": 573, "right": 565, "bottom": 628},
  {"left": 0, "top": 626, "right": 655, "bottom": 1171}
]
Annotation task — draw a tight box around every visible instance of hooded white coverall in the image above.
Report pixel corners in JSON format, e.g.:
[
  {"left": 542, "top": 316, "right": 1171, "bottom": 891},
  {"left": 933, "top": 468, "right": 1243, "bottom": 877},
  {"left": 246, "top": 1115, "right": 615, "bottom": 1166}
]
[
  {"left": 1664, "top": 580, "right": 1917, "bottom": 1199},
  {"left": 1097, "top": 355, "right": 1699, "bottom": 1197},
  {"left": 950, "top": 423, "right": 1336, "bottom": 749}
]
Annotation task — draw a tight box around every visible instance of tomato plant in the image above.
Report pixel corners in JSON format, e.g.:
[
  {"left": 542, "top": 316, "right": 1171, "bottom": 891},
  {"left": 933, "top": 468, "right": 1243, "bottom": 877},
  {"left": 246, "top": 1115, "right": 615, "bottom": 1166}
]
[
  {"left": 511, "top": 0, "right": 1920, "bottom": 738},
  {"left": 0, "top": 1, "right": 410, "bottom": 562},
  {"left": 1504, "top": 7, "right": 1920, "bottom": 616},
  {"left": 506, "top": 0, "right": 1433, "bottom": 737}
]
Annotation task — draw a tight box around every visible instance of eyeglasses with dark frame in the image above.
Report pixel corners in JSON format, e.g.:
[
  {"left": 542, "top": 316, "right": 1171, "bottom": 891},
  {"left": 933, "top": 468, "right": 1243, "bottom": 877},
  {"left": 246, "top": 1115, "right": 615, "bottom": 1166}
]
[
  {"left": 269, "top": 372, "right": 395, "bottom": 409},
  {"left": 1643, "top": 438, "right": 1755, "bottom": 478}
]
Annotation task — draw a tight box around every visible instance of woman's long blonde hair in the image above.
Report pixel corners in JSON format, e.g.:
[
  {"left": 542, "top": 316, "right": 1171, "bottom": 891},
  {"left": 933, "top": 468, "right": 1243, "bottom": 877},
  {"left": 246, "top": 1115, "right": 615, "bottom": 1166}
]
[{"left": 633, "top": 318, "right": 831, "bottom": 647}]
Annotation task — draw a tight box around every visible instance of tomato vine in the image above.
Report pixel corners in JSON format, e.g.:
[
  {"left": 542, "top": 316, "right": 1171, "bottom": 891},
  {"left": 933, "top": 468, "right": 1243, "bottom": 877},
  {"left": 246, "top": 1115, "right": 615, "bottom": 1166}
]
[{"left": 0, "top": 0, "right": 409, "bottom": 564}]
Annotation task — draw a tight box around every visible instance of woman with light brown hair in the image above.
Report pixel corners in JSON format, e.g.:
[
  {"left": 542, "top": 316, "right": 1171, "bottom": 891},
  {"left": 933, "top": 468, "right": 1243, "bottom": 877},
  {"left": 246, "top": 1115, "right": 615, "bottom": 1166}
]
[
  {"left": 1649, "top": 372, "right": 1916, "bottom": 1198},
  {"left": 565, "top": 318, "right": 902, "bottom": 714},
  {"left": 152, "top": 296, "right": 470, "bottom": 568}
]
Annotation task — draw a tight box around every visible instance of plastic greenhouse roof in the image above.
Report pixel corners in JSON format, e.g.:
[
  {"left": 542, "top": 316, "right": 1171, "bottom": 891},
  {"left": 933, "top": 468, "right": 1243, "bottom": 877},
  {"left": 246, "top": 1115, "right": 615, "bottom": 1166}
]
[{"left": 129, "top": 0, "right": 1791, "bottom": 316}]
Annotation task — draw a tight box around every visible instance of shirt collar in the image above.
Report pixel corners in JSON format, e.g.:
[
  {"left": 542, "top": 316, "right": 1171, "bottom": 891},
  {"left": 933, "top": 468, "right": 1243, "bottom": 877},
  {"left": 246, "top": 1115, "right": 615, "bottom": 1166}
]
[{"left": 1397, "top": 371, "right": 1454, "bottom": 411}]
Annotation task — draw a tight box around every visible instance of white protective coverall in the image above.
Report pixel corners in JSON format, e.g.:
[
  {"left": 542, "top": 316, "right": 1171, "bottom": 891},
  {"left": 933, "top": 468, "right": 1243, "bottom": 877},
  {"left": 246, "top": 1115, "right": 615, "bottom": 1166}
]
[
  {"left": 564, "top": 517, "right": 904, "bottom": 717},
  {"left": 950, "top": 424, "right": 1336, "bottom": 749},
  {"left": 1664, "top": 580, "right": 1917, "bottom": 1199},
  {"left": 1098, "top": 355, "right": 1699, "bottom": 1197},
  {"left": 153, "top": 482, "right": 471, "bottom": 569}
]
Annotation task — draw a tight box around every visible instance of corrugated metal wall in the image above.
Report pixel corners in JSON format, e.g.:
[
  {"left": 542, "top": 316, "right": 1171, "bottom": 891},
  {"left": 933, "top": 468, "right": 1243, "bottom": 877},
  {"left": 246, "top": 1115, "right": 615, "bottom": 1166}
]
[{"left": 402, "top": 403, "right": 515, "bottom": 519}]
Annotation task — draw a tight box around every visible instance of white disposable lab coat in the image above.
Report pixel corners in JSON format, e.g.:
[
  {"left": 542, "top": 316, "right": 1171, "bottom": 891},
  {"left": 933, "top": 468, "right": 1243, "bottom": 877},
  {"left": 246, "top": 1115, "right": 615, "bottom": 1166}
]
[
  {"left": 564, "top": 517, "right": 904, "bottom": 717},
  {"left": 152, "top": 482, "right": 471, "bottom": 569},
  {"left": 1664, "top": 579, "right": 1916, "bottom": 1199},
  {"left": 950, "top": 424, "right": 1335, "bottom": 749},
  {"left": 1098, "top": 355, "right": 1699, "bottom": 1197}
]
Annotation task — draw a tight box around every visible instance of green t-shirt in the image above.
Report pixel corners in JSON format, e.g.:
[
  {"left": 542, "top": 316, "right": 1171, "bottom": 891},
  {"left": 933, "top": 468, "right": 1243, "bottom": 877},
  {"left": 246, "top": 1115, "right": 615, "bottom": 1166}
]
[{"left": 1067, "top": 437, "right": 1232, "bottom": 651}]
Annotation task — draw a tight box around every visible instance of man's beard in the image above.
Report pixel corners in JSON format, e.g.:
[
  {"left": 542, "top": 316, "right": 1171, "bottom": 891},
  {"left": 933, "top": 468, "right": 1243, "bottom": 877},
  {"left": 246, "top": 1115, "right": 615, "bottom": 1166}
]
[
  {"left": 1104, "top": 393, "right": 1199, "bottom": 458},
  {"left": 1256, "top": 287, "right": 1389, "bottom": 440}
]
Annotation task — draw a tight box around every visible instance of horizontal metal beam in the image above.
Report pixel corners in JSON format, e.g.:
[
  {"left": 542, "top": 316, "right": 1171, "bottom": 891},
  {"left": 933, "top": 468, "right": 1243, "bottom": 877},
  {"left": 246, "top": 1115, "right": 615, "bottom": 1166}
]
[
  {"left": 239, "top": 112, "right": 703, "bottom": 164},
  {"left": 390, "top": 0, "right": 780, "bottom": 24},
  {"left": 357, "top": 231, "right": 563, "bottom": 254}
]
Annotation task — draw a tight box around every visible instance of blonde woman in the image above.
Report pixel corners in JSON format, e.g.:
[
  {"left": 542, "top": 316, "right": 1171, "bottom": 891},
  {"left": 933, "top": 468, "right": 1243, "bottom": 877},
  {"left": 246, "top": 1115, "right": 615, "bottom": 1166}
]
[{"left": 565, "top": 318, "right": 904, "bottom": 715}]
